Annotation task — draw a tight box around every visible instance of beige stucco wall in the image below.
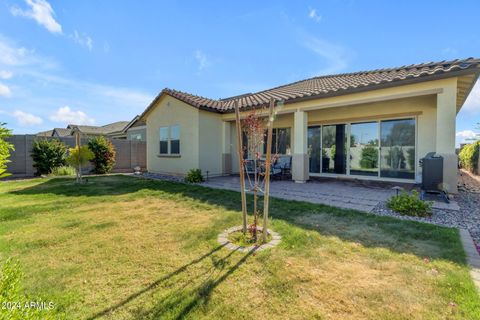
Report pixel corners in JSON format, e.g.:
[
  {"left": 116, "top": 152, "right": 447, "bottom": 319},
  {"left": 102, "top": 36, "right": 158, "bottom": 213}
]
[
  {"left": 145, "top": 95, "right": 199, "bottom": 175},
  {"left": 198, "top": 110, "right": 224, "bottom": 177}
]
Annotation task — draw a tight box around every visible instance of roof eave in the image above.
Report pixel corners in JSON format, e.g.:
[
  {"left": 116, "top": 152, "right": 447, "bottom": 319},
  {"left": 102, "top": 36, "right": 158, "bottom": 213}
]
[{"left": 222, "top": 67, "right": 480, "bottom": 113}]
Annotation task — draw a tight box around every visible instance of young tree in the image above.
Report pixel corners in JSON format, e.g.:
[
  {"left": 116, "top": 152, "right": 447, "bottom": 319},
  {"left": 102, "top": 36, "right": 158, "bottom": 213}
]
[
  {"left": 0, "top": 123, "right": 14, "bottom": 179},
  {"left": 66, "top": 146, "right": 94, "bottom": 183},
  {"left": 234, "top": 98, "right": 278, "bottom": 244}
]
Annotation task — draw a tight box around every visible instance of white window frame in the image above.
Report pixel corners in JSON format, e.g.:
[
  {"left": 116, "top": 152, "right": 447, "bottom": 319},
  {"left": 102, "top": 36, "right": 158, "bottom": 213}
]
[{"left": 159, "top": 125, "right": 180, "bottom": 155}]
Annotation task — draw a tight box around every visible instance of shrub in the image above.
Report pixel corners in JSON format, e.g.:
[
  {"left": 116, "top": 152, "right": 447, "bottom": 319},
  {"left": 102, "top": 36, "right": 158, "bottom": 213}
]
[
  {"left": 386, "top": 190, "right": 432, "bottom": 217},
  {"left": 185, "top": 169, "right": 204, "bottom": 183},
  {"left": 0, "top": 259, "right": 48, "bottom": 319},
  {"left": 0, "top": 123, "right": 14, "bottom": 179},
  {"left": 88, "top": 136, "right": 116, "bottom": 174},
  {"left": 459, "top": 140, "right": 480, "bottom": 174},
  {"left": 50, "top": 165, "right": 76, "bottom": 176},
  {"left": 359, "top": 145, "right": 378, "bottom": 169},
  {"left": 31, "top": 139, "right": 67, "bottom": 175}
]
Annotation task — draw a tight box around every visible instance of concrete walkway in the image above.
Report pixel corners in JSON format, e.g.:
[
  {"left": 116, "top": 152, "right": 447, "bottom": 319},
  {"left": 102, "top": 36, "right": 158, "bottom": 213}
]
[
  {"left": 202, "top": 176, "right": 395, "bottom": 212},
  {"left": 202, "top": 176, "right": 459, "bottom": 213}
]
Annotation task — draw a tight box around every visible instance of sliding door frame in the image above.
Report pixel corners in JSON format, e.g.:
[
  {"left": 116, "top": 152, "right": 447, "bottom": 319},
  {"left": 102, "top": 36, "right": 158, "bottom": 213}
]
[{"left": 308, "top": 115, "right": 418, "bottom": 183}]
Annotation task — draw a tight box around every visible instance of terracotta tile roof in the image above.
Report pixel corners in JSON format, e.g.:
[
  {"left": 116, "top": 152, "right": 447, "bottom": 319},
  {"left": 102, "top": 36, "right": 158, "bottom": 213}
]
[{"left": 144, "top": 58, "right": 480, "bottom": 115}]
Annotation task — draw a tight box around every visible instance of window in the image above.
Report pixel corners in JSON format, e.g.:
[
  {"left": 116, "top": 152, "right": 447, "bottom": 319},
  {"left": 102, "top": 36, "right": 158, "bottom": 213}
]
[
  {"left": 159, "top": 125, "right": 180, "bottom": 155},
  {"left": 263, "top": 128, "right": 291, "bottom": 155},
  {"left": 130, "top": 133, "right": 142, "bottom": 140},
  {"left": 159, "top": 127, "right": 169, "bottom": 154},
  {"left": 170, "top": 125, "right": 180, "bottom": 154}
]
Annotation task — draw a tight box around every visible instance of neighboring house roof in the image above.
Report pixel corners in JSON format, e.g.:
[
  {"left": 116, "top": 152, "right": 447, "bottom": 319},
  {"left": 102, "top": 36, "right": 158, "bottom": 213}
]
[
  {"left": 36, "top": 130, "right": 53, "bottom": 137},
  {"left": 141, "top": 58, "right": 480, "bottom": 117},
  {"left": 52, "top": 128, "right": 72, "bottom": 137},
  {"left": 68, "top": 121, "right": 130, "bottom": 135},
  {"left": 122, "top": 115, "right": 146, "bottom": 133}
]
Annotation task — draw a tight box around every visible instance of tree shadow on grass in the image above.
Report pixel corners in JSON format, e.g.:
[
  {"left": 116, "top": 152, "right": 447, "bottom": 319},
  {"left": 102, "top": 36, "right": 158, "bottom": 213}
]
[
  {"left": 10, "top": 175, "right": 467, "bottom": 265},
  {"left": 87, "top": 244, "right": 254, "bottom": 320}
]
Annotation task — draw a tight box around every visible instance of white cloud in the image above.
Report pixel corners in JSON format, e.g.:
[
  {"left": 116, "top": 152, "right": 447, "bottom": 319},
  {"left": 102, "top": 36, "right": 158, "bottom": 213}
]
[
  {"left": 301, "top": 34, "right": 351, "bottom": 75},
  {"left": 308, "top": 8, "right": 322, "bottom": 22},
  {"left": 194, "top": 50, "right": 211, "bottom": 71},
  {"left": 10, "top": 0, "right": 62, "bottom": 34},
  {"left": 463, "top": 81, "right": 480, "bottom": 114},
  {"left": 0, "top": 39, "right": 28, "bottom": 66},
  {"left": 49, "top": 106, "right": 95, "bottom": 125},
  {"left": 0, "top": 71, "right": 13, "bottom": 79},
  {"left": 13, "top": 110, "right": 43, "bottom": 126},
  {"left": 0, "top": 36, "right": 57, "bottom": 70},
  {"left": 70, "top": 31, "right": 93, "bottom": 51},
  {"left": 456, "top": 130, "right": 478, "bottom": 146},
  {"left": 0, "top": 83, "right": 11, "bottom": 97}
]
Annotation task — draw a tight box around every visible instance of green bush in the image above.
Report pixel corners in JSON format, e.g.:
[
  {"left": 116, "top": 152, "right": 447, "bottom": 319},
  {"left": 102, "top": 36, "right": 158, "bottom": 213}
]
[
  {"left": 185, "top": 169, "right": 204, "bottom": 183},
  {"left": 0, "top": 258, "right": 53, "bottom": 319},
  {"left": 31, "top": 139, "right": 67, "bottom": 175},
  {"left": 359, "top": 145, "right": 378, "bottom": 169},
  {"left": 386, "top": 190, "right": 432, "bottom": 217},
  {"left": 0, "top": 123, "right": 14, "bottom": 179},
  {"left": 50, "top": 166, "right": 76, "bottom": 176},
  {"left": 87, "top": 136, "right": 116, "bottom": 174},
  {"left": 459, "top": 140, "right": 480, "bottom": 174}
]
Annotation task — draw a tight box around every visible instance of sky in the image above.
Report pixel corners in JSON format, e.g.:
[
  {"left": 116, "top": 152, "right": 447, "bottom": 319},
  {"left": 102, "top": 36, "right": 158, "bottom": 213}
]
[{"left": 0, "top": 0, "right": 479, "bottom": 145}]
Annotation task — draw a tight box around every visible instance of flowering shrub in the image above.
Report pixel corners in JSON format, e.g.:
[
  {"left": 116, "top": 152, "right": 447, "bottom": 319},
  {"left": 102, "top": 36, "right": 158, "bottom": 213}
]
[{"left": 88, "top": 136, "right": 116, "bottom": 174}]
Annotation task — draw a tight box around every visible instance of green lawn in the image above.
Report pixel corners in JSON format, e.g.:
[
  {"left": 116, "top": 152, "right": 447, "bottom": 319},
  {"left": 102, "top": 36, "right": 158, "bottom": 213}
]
[{"left": 0, "top": 175, "right": 479, "bottom": 319}]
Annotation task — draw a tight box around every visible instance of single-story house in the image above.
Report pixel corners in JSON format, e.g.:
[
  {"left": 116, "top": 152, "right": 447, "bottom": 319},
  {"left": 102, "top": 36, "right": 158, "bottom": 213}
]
[{"left": 139, "top": 58, "right": 480, "bottom": 193}]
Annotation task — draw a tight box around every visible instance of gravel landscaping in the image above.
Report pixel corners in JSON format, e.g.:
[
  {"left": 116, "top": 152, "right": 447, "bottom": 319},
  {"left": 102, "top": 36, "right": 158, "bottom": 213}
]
[{"left": 373, "top": 169, "right": 480, "bottom": 253}]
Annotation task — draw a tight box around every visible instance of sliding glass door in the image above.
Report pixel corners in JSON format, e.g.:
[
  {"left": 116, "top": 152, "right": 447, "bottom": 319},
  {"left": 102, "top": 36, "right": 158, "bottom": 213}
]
[
  {"left": 308, "top": 126, "right": 321, "bottom": 173},
  {"left": 379, "top": 119, "right": 416, "bottom": 179},
  {"left": 308, "top": 118, "right": 416, "bottom": 180},
  {"left": 322, "top": 124, "right": 347, "bottom": 174},
  {"left": 349, "top": 122, "right": 379, "bottom": 176}
]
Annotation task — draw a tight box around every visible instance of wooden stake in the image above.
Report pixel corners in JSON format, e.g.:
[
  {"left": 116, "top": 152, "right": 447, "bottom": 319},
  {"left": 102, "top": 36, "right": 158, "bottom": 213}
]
[
  {"left": 263, "top": 98, "right": 275, "bottom": 243},
  {"left": 234, "top": 100, "right": 248, "bottom": 234}
]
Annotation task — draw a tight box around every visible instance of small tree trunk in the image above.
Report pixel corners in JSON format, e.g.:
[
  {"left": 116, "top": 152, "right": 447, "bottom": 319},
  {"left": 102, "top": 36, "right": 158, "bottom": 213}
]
[
  {"left": 234, "top": 100, "right": 248, "bottom": 234},
  {"left": 263, "top": 99, "right": 275, "bottom": 243}
]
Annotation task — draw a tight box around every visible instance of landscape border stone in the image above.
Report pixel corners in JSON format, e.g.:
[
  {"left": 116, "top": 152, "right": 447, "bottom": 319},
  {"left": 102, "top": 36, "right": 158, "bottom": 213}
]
[{"left": 217, "top": 225, "right": 281, "bottom": 252}]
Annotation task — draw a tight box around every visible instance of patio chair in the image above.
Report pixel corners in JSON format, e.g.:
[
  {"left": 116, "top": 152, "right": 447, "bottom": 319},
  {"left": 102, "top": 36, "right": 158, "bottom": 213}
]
[
  {"left": 244, "top": 159, "right": 256, "bottom": 176},
  {"left": 273, "top": 155, "right": 292, "bottom": 179}
]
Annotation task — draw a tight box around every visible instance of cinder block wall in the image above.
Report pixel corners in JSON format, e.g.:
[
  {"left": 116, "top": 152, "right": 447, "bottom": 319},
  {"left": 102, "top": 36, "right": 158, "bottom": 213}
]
[{"left": 5, "top": 135, "right": 146, "bottom": 177}]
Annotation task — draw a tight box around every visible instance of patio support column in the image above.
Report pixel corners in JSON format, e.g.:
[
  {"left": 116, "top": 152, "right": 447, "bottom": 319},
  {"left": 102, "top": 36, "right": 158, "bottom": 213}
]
[
  {"left": 292, "top": 110, "right": 309, "bottom": 183},
  {"left": 436, "top": 82, "right": 458, "bottom": 194},
  {"left": 222, "top": 121, "right": 232, "bottom": 175}
]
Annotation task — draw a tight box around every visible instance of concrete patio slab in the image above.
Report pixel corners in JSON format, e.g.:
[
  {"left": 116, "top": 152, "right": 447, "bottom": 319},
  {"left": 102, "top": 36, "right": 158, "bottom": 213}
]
[
  {"left": 202, "top": 176, "right": 394, "bottom": 212},
  {"left": 201, "top": 176, "right": 459, "bottom": 213}
]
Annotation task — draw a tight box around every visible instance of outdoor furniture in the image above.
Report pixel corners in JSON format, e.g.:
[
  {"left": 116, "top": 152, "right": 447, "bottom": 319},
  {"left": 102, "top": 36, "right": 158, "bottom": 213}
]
[
  {"left": 273, "top": 155, "right": 292, "bottom": 180},
  {"left": 244, "top": 158, "right": 282, "bottom": 178}
]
